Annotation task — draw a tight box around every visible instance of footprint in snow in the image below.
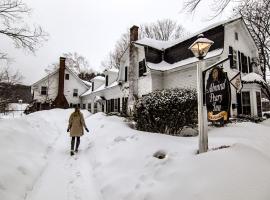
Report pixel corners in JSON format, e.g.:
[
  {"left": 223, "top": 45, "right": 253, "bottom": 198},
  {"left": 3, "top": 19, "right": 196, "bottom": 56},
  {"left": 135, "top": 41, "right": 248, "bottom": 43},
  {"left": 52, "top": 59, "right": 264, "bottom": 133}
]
[{"left": 100, "top": 124, "right": 104, "bottom": 128}]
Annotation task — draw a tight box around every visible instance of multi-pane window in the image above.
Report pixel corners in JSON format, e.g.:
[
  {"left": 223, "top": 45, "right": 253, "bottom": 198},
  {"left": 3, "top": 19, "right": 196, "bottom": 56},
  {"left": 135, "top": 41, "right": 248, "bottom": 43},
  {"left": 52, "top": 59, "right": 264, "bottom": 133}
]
[
  {"left": 88, "top": 103, "right": 91, "bottom": 111},
  {"left": 241, "top": 53, "right": 248, "bottom": 73},
  {"left": 139, "top": 59, "right": 146, "bottom": 77},
  {"left": 41, "top": 86, "right": 47, "bottom": 95},
  {"left": 65, "top": 74, "right": 69, "bottom": 80},
  {"left": 242, "top": 91, "right": 251, "bottom": 115},
  {"left": 73, "top": 89, "right": 78, "bottom": 97},
  {"left": 229, "top": 46, "right": 237, "bottom": 69},
  {"left": 82, "top": 104, "right": 86, "bottom": 109}
]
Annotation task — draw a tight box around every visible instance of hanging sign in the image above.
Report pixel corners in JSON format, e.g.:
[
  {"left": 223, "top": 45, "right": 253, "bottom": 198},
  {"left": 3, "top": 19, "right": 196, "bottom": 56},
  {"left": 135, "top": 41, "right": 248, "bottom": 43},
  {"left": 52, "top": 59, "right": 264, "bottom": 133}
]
[
  {"left": 205, "top": 67, "right": 231, "bottom": 122},
  {"left": 230, "top": 72, "right": 242, "bottom": 93}
]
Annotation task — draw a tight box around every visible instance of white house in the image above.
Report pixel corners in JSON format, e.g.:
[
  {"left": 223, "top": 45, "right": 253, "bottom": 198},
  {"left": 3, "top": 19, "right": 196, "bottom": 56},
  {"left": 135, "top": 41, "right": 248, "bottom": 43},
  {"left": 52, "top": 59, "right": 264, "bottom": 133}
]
[
  {"left": 81, "top": 17, "right": 265, "bottom": 117},
  {"left": 31, "top": 57, "right": 90, "bottom": 110}
]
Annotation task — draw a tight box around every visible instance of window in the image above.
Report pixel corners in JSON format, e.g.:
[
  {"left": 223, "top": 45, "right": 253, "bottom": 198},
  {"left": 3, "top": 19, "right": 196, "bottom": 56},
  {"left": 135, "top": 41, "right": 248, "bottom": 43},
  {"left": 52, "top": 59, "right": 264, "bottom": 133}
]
[
  {"left": 238, "top": 51, "right": 250, "bottom": 73},
  {"left": 229, "top": 46, "right": 237, "bottom": 69},
  {"left": 105, "top": 75, "right": 108, "bottom": 86},
  {"left": 88, "top": 103, "right": 91, "bottom": 111},
  {"left": 242, "top": 91, "right": 251, "bottom": 115},
  {"left": 122, "top": 97, "right": 128, "bottom": 114},
  {"left": 235, "top": 32, "right": 239, "bottom": 41},
  {"left": 241, "top": 53, "right": 248, "bottom": 73},
  {"left": 139, "top": 59, "right": 146, "bottom": 77},
  {"left": 73, "top": 89, "right": 78, "bottom": 97},
  {"left": 41, "top": 86, "right": 47, "bottom": 95},
  {"left": 92, "top": 82, "right": 94, "bottom": 91},
  {"left": 114, "top": 98, "right": 118, "bottom": 111},
  {"left": 70, "top": 103, "right": 73, "bottom": 108},
  {"left": 65, "top": 74, "right": 69, "bottom": 80},
  {"left": 256, "top": 92, "right": 262, "bottom": 117},
  {"left": 82, "top": 104, "right": 86, "bottom": 109},
  {"left": 125, "top": 66, "right": 128, "bottom": 82},
  {"left": 110, "top": 99, "right": 114, "bottom": 112}
]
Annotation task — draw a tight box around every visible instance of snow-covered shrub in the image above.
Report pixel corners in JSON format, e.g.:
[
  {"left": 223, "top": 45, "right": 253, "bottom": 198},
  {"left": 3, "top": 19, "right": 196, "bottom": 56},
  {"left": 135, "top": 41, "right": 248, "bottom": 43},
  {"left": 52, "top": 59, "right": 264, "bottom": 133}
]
[{"left": 134, "top": 88, "right": 197, "bottom": 135}]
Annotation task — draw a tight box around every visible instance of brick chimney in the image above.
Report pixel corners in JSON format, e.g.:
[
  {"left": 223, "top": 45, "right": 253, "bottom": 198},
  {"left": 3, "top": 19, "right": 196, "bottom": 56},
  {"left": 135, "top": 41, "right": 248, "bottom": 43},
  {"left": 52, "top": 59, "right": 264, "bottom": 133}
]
[
  {"left": 128, "top": 25, "right": 139, "bottom": 115},
  {"left": 53, "top": 57, "right": 69, "bottom": 108},
  {"left": 130, "top": 25, "right": 139, "bottom": 42}
]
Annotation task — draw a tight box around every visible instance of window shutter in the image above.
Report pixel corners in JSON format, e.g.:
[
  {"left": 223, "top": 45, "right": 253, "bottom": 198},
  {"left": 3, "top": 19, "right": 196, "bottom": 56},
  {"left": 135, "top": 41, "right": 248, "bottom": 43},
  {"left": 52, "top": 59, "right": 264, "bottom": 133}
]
[
  {"left": 105, "top": 75, "right": 108, "bottom": 86},
  {"left": 139, "top": 59, "right": 146, "bottom": 77},
  {"left": 125, "top": 67, "right": 128, "bottom": 82},
  {"left": 229, "top": 46, "right": 233, "bottom": 68},
  {"left": 238, "top": 51, "right": 242, "bottom": 72},
  {"left": 248, "top": 56, "right": 252, "bottom": 73}
]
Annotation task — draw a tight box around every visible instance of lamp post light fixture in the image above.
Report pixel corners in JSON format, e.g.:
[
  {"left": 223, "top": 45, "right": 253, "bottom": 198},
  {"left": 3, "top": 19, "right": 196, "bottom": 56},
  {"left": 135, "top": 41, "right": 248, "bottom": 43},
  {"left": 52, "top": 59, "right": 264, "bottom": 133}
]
[{"left": 189, "top": 34, "right": 214, "bottom": 153}]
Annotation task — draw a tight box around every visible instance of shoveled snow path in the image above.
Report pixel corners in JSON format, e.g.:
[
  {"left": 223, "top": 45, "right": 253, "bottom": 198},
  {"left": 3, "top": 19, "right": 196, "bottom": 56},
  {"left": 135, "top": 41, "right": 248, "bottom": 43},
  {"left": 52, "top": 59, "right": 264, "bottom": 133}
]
[{"left": 24, "top": 122, "right": 102, "bottom": 200}]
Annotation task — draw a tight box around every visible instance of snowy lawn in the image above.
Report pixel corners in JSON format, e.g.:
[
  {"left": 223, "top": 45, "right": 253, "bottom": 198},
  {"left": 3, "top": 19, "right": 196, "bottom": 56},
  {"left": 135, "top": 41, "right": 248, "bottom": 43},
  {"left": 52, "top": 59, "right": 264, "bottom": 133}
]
[{"left": 0, "top": 109, "right": 270, "bottom": 200}]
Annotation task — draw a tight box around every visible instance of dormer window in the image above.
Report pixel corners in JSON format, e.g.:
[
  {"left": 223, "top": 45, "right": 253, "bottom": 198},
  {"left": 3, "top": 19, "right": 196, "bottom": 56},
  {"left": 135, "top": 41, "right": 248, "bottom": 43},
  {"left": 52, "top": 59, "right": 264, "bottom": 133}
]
[
  {"left": 65, "top": 74, "right": 69, "bottom": 80},
  {"left": 105, "top": 75, "right": 108, "bottom": 86}
]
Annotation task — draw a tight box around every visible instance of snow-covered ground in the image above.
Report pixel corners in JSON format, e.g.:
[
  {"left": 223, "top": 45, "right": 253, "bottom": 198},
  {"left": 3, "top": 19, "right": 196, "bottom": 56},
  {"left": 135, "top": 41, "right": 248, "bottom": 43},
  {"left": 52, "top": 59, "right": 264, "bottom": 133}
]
[{"left": 1, "top": 109, "right": 270, "bottom": 200}]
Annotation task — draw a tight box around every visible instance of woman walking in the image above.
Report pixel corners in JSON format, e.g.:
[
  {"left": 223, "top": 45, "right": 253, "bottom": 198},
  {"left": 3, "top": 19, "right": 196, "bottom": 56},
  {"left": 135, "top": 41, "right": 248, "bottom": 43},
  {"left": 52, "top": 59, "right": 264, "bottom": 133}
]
[{"left": 67, "top": 106, "right": 89, "bottom": 156}]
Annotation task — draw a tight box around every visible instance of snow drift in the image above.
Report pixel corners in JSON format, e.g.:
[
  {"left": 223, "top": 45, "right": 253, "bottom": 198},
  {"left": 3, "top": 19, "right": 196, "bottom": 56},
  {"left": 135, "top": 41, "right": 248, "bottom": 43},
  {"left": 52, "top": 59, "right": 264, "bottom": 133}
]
[{"left": 1, "top": 109, "right": 270, "bottom": 200}]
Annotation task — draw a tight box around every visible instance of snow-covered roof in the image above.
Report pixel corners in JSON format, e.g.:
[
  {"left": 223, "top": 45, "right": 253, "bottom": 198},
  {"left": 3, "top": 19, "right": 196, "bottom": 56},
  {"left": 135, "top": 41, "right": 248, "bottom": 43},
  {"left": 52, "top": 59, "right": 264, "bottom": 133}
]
[
  {"left": 106, "top": 68, "right": 119, "bottom": 73},
  {"left": 31, "top": 66, "right": 89, "bottom": 89},
  {"left": 92, "top": 75, "right": 105, "bottom": 81},
  {"left": 135, "top": 17, "right": 241, "bottom": 51},
  {"left": 82, "top": 80, "right": 92, "bottom": 87},
  {"left": 242, "top": 72, "right": 266, "bottom": 84},
  {"left": 81, "top": 81, "right": 119, "bottom": 97},
  {"left": 147, "top": 48, "right": 223, "bottom": 71}
]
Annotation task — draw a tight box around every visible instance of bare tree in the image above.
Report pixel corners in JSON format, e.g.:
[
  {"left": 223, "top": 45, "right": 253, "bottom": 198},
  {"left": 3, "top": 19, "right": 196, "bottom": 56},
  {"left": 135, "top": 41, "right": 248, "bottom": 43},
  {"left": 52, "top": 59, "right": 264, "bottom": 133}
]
[
  {"left": 0, "top": 0, "right": 48, "bottom": 57},
  {"left": 140, "top": 19, "right": 188, "bottom": 41},
  {"left": 234, "top": 0, "right": 270, "bottom": 99},
  {"left": 0, "top": 66, "right": 23, "bottom": 112},
  {"left": 45, "top": 52, "right": 96, "bottom": 82},
  {"left": 63, "top": 52, "right": 91, "bottom": 74},
  {"left": 183, "top": 0, "right": 237, "bottom": 18},
  {"left": 102, "top": 19, "right": 188, "bottom": 69},
  {"left": 236, "top": 0, "right": 270, "bottom": 80}
]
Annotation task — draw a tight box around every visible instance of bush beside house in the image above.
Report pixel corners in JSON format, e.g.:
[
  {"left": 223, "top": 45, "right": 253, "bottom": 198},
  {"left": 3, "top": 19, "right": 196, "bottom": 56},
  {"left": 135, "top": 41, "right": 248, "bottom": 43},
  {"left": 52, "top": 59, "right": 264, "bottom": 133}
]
[{"left": 134, "top": 88, "right": 198, "bottom": 135}]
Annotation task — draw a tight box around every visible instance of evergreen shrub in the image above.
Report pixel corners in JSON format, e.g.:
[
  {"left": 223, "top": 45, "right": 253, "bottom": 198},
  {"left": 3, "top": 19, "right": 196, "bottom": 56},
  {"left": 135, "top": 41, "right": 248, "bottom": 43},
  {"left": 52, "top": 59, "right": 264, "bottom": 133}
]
[{"left": 134, "top": 88, "right": 198, "bottom": 135}]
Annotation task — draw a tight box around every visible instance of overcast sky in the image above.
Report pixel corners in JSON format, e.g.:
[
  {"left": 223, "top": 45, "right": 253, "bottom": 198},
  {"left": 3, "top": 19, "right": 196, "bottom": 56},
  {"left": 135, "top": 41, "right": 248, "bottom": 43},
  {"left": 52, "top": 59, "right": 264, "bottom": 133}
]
[{"left": 0, "top": 0, "right": 235, "bottom": 85}]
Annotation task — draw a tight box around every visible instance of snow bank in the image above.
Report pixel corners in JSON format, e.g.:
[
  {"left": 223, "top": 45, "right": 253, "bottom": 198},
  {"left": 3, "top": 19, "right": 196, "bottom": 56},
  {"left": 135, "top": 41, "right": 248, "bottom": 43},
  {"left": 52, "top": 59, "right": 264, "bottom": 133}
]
[
  {"left": 0, "top": 109, "right": 89, "bottom": 200},
  {"left": 1, "top": 109, "right": 270, "bottom": 200},
  {"left": 86, "top": 114, "right": 270, "bottom": 200}
]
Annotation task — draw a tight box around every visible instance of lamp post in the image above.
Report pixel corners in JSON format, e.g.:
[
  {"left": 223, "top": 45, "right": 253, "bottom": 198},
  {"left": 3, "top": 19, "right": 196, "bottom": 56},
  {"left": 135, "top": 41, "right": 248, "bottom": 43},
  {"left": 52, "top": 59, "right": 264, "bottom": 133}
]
[{"left": 189, "top": 34, "right": 214, "bottom": 153}]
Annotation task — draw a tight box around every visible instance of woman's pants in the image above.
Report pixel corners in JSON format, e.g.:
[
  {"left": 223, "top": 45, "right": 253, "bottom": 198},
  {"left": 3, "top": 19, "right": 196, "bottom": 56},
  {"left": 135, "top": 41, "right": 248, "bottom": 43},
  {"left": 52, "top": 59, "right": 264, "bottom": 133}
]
[{"left": 71, "top": 137, "right": 80, "bottom": 151}]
